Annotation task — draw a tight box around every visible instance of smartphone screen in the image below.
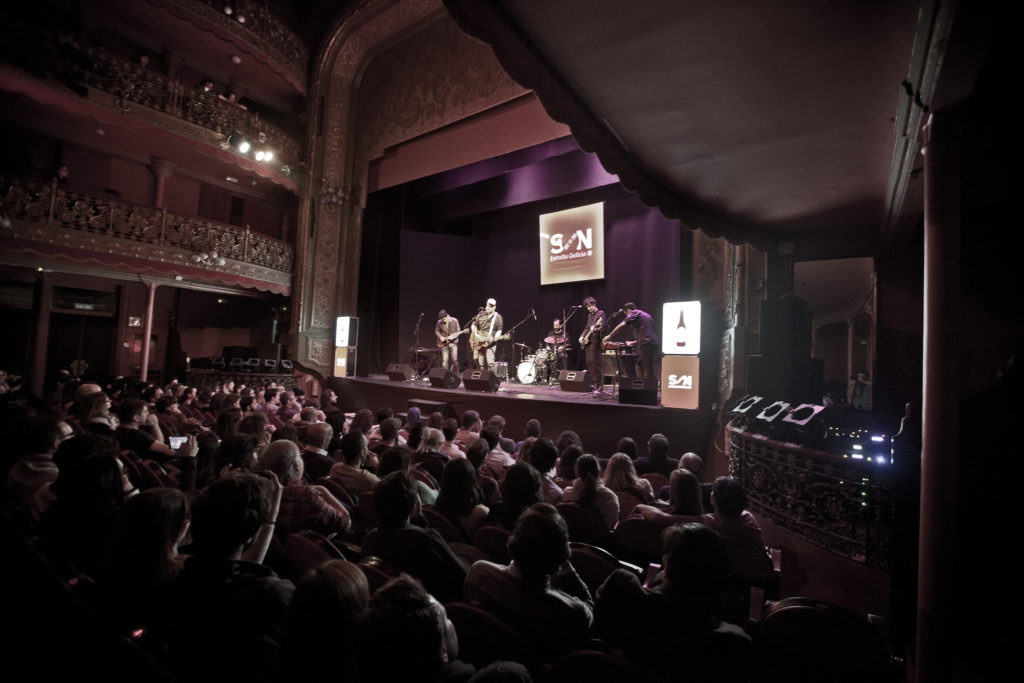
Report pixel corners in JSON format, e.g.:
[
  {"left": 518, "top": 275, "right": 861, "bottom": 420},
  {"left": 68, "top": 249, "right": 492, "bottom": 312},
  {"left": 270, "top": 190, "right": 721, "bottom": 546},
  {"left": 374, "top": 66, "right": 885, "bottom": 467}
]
[{"left": 170, "top": 436, "right": 187, "bottom": 451}]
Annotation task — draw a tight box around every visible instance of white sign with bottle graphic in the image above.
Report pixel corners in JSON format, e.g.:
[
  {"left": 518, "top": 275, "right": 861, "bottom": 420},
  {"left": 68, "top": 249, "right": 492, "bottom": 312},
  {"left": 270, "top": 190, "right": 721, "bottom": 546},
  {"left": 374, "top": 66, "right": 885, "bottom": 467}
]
[{"left": 661, "top": 301, "right": 701, "bottom": 356}]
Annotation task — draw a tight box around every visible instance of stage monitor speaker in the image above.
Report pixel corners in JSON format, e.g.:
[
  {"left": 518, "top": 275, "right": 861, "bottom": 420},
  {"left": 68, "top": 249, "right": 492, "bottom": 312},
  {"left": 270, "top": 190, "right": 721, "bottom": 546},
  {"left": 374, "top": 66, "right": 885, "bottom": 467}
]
[
  {"left": 462, "top": 369, "right": 501, "bottom": 393},
  {"left": 557, "top": 370, "right": 594, "bottom": 392},
  {"left": 428, "top": 367, "right": 461, "bottom": 389},
  {"left": 619, "top": 377, "right": 659, "bottom": 406},
  {"left": 386, "top": 363, "right": 416, "bottom": 381}
]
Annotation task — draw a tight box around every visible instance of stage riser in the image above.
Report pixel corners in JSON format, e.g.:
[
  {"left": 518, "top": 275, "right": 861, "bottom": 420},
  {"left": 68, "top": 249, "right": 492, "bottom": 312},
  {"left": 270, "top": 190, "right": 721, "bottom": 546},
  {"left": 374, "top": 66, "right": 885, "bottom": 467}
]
[{"left": 330, "top": 377, "right": 715, "bottom": 461}]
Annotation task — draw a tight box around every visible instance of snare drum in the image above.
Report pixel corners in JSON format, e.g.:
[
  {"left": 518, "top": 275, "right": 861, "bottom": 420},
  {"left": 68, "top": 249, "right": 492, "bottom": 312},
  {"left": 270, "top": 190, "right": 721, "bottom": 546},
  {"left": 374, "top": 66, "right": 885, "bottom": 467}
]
[
  {"left": 535, "top": 348, "right": 551, "bottom": 363},
  {"left": 517, "top": 358, "right": 537, "bottom": 384}
]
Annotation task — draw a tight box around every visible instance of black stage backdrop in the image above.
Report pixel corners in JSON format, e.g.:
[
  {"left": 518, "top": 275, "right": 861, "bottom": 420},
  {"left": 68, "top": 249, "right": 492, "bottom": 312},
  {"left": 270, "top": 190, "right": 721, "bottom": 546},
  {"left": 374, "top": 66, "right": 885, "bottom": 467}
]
[{"left": 358, "top": 138, "right": 692, "bottom": 376}]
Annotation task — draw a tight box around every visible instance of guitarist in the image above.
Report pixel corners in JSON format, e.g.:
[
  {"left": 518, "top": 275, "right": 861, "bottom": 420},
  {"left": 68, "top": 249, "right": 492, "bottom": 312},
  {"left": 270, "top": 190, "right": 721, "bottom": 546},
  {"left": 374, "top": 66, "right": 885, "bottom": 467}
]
[
  {"left": 435, "top": 309, "right": 463, "bottom": 372},
  {"left": 579, "top": 297, "right": 607, "bottom": 393},
  {"left": 470, "top": 298, "right": 504, "bottom": 371}
]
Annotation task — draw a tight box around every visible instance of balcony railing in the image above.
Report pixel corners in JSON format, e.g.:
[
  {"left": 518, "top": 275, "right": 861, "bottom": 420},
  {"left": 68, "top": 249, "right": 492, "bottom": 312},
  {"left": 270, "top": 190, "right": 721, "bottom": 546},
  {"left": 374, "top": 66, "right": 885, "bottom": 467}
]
[
  {"left": 1, "top": 177, "right": 294, "bottom": 277},
  {"left": 191, "top": 0, "right": 310, "bottom": 90},
  {"left": 9, "top": 35, "right": 301, "bottom": 173},
  {"left": 728, "top": 425, "right": 894, "bottom": 571}
]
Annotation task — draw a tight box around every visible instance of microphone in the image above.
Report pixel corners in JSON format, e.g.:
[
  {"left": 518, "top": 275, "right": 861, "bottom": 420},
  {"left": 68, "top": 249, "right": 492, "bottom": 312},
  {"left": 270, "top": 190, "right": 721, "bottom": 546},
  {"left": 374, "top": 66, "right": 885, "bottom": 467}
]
[{"left": 531, "top": 307, "right": 537, "bottom": 320}]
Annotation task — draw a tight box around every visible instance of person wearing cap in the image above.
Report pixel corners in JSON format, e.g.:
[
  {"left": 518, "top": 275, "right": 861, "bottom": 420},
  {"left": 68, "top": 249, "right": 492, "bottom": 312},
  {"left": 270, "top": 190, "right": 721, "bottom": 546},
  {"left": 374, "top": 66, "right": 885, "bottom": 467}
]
[{"left": 470, "top": 298, "right": 504, "bottom": 371}]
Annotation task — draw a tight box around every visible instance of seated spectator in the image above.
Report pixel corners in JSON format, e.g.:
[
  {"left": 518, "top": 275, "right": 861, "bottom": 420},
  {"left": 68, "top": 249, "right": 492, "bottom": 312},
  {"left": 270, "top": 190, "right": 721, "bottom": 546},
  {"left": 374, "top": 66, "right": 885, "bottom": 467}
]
[
  {"left": 560, "top": 454, "right": 619, "bottom": 530},
  {"left": 360, "top": 471, "right": 468, "bottom": 604},
  {"left": 435, "top": 458, "right": 489, "bottom": 542},
  {"left": 635, "top": 433, "right": 679, "bottom": 476},
  {"left": 355, "top": 574, "right": 474, "bottom": 683},
  {"left": 455, "top": 409, "right": 482, "bottom": 448},
  {"left": 552, "top": 444, "right": 582, "bottom": 490},
  {"left": 650, "top": 468, "right": 705, "bottom": 516},
  {"left": 524, "top": 438, "right": 562, "bottom": 504},
  {"left": 114, "top": 398, "right": 175, "bottom": 460},
  {"left": 594, "top": 523, "right": 754, "bottom": 682},
  {"left": 328, "top": 429, "right": 380, "bottom": 497},
  {"left": 602, "top": 452, "right": 655, "bottom": 506},
  {"left": 102, "top": 487, "right": 190, "bottom": 630},
  {"left": 465, "top": 437, "right": 500, "bottom": 504},
  {"left": 299, "top": 421, "right": 335, "bottom": 482},
  {"left": 679, "top": 451, "right": 713, "bottom": 510},
  {"left": 238, "top": 412, "right": 271, "bottom": 448},
  {"left": 513, "top": 418, "right": 542, "bottom": 455},
  {"left": 6, "top": 415, "right": 70, "bottom": 510},
  {"left": 615, "top": 435, "right": 639, "bottom": 461},
  {"left": 465, "top": 502, "right": 594, "bottom": 661},
  {"left": 440, "top": 417, "right": 466, "bottom": 460},
  {"left": 81, "top": 391, "right": 117, "bottom": 434},
  {"left": 349, "top": 408, "right": 375, "bottom": 437},
  {"left": 209, "top": 433, "right": 259, "bottom": 483},
  {"left": 486, "top": 461, "right": 544, "bottom": 530},
  {"left": 214, "top": 406, "right": 242, "bottom": 440},
  {"left": 150, "top": 472, "right": 291, "bottom": 683},
  {"left": 554, "top": 430, "right": 582, "bottom": 455},
  {"left": 486, "top": 414, "right": 516, "bottom": 454},
  {"left": 370, "top": 417, "right": 404, "bottom": 458},
  {"left": 480, "top": 425, "right": 515, "bottom": 480},
  {"left": 415, "top": 426, "right": 451, "bottom": 483},
  {"left": 278, "top": 559, "right": 369, "bottom": 683},
  {"left": 257, "top": 440, "right": 350, "bottom": 538},
  {"left": 41, "top": 451, "right": 127, "bottom": 578},
  {"left": 378, "top": 446, "right": 437, "bottom": 506}
]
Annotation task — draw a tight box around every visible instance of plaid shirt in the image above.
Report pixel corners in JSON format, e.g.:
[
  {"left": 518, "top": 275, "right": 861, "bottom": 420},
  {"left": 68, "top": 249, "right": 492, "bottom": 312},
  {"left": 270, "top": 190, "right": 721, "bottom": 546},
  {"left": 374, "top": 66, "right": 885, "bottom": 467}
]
[{"left": 276, "top": 483, "right": 350, "bottom": 537}]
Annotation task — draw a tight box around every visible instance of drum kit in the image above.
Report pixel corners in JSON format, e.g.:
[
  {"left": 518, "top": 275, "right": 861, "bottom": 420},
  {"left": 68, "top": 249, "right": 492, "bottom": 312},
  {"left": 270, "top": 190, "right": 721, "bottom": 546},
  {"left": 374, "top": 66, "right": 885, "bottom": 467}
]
[{"left": 515, "top": 335, "right": 570, "bottom": 385}]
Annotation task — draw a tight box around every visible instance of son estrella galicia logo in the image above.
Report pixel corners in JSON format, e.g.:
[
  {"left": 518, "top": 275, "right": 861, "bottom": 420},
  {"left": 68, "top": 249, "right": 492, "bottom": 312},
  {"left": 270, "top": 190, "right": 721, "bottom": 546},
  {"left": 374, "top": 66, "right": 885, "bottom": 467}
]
[
  {"left": 667, "top": 374, "right": 693, "bottom": 390},
  {"left": 541, "top": 227, "right": 593, "bottom": 261}
]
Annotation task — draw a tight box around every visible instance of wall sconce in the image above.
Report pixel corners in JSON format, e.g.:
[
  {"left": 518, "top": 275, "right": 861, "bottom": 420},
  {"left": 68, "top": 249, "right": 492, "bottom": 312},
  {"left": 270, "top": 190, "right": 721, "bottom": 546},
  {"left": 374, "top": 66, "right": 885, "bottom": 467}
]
[{"left": 192, "top": 251, "right": 226, "bottom": 266}]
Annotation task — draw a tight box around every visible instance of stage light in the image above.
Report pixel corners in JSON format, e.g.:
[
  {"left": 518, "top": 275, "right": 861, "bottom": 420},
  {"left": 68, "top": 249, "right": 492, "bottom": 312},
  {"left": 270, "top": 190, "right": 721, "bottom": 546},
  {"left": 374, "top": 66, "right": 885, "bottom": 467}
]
[{"left": 237, "top": 139, "right": 251, "bottom": 154}]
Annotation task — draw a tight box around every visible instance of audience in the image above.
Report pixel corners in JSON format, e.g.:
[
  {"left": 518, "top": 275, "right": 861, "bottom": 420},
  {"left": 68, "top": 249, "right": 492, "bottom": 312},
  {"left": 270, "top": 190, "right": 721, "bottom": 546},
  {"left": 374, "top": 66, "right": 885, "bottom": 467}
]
[{"left": 2, "top": 376, "right": 807, "bottom": 683}]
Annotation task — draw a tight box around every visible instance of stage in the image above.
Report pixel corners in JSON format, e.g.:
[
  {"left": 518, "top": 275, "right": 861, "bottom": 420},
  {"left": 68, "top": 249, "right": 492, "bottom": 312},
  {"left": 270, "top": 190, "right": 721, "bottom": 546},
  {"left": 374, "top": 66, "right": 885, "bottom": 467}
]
[{"left": 328, "top": 374, "right": 716, "bottom": 459}]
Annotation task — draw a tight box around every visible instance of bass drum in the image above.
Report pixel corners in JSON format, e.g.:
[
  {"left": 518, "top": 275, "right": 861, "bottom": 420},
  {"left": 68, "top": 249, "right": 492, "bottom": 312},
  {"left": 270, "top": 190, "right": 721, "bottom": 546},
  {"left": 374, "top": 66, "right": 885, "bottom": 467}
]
[{"left": 517, "top": 357, "right": 538, "bottom": 384}]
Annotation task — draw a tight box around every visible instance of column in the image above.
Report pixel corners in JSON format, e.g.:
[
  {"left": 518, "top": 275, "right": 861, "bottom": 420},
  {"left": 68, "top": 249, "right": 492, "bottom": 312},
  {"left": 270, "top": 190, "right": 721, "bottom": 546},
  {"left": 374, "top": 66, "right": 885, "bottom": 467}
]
[
  {"left": 915, "top": 108, "right": 961, "bottom": 683},
  {"left": 139, "top": 282, "right": 158, "bottom": 382},
  {"left": 30, "top": 273, "right": 52, "bottom": 397},
  {"left": 150, "top": 158, "right": 174, "bottom": 209}
]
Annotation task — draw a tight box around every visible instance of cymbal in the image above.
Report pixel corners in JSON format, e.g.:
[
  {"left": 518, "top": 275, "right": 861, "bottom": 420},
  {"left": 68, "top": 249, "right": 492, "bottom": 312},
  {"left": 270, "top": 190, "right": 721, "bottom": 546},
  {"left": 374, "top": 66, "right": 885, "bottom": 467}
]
[{"left": 543, "top": 336, "right": 567, "bottom": 344}]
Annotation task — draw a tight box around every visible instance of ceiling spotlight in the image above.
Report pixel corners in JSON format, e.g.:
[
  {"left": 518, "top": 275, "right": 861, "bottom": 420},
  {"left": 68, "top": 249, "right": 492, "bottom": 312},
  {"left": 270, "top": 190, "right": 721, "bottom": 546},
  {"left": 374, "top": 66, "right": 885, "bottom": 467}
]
[
  {"left": 236, "top": 15, "right": 245, "bottom": 24},
  {"left": 223, "top": 5, "right": 233, "bottom": 15},
  {"left": 230, "top": 55, "right": 242, "bottom": 65},
  {"left": 280, "top": 165, "right": 290, "bottom": 177}
]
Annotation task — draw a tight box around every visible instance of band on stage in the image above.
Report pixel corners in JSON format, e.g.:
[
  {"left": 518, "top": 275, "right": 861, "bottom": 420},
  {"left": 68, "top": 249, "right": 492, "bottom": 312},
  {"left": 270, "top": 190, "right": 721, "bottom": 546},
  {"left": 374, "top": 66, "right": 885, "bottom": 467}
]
[{"left": 421, "top": 296, "right": 660, "bottom": 389}]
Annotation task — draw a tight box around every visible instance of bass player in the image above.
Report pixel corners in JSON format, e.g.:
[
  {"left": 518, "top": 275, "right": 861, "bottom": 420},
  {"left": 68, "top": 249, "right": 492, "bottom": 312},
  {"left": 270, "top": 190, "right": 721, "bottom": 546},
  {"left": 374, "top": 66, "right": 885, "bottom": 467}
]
[
  {"left": 579, "top": 296, "right": 607, "bottom": 394},
  {"left": 470, "top": 298, "right": 505, "bottom": 371}
]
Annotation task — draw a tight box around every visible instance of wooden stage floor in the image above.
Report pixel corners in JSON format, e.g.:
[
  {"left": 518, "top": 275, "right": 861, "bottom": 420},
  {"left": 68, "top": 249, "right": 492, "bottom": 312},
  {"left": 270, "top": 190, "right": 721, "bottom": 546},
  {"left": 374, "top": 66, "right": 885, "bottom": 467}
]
[{"left": 329, "top": 374, "right": 716, "bottom": 460}]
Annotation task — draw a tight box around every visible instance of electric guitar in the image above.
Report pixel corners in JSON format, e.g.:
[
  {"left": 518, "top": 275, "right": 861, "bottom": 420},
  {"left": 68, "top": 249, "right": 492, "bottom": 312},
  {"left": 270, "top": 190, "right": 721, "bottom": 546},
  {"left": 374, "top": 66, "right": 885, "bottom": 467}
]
[
  {"left": 436, "top": 328, "right": 470, "bottom": 349},
  {"left": 579, "top": 317, "right": 603, "bottom": 346},
  {"left": 469, "top": 331, "right": 510, "bottom": 354}
]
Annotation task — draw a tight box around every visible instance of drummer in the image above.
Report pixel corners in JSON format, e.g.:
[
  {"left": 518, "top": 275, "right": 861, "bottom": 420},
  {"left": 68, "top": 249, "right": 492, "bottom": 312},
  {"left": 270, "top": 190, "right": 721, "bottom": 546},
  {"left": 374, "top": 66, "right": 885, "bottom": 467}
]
[{"left": 546, "top": 319, "right": 569, "bottom": 369}]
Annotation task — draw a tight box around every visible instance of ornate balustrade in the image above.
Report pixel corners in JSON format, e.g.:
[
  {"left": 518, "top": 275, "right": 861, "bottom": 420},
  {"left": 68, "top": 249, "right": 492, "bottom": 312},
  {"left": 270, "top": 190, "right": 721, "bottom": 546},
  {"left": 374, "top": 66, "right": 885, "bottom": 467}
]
[
  {"left": 727, "top": 425, "right": 894, "bottom": 571},
  {"left": 191, "top": 0, "right": 310, "bottom": 90},
  {"left": 7, "top": 34, "right": 301, "bottom": 171},
  {"left": 1, "top": 177, "right": 293, "bottom": 285}
]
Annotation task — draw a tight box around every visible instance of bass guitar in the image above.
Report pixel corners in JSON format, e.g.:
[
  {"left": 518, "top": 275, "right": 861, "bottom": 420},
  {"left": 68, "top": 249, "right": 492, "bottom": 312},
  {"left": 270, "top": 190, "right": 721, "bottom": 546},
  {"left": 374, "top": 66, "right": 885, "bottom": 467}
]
[
  {"left": 579, "top": 317, "right": 603, "bottom": 347},
  {"left": 469, "top": 332, "right": 510, "bottom": 354},
  {"left": 437, "top": 328, "right": 470, "bottom": 348}
]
